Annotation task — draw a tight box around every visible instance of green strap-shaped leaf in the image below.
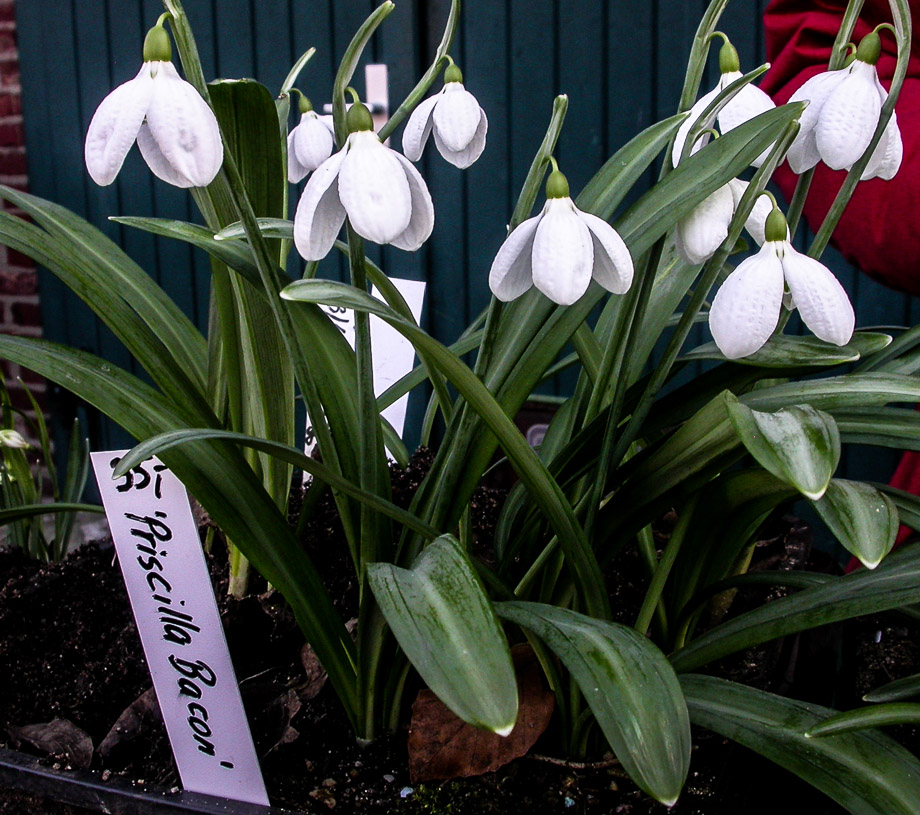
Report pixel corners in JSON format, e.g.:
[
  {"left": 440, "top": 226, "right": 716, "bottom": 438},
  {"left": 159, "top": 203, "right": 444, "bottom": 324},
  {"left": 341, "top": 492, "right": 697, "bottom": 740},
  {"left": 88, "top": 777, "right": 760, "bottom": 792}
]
[
  {"left": 367, "top": 535, "right": 518, "bottom": 735},
  {"left": 807, "top": 703, "right": 920, "bottom": 737},
  {"left": 682, "top": 332, "right": 892, "bottom": 368},
  {"left": 496, "top": 601, "right": 690, "bottom": 806},
  {"left": 682, "top": 674, "right": 920, "bottom": 815},
  {"left": 864, "top": 673, "right": 920, "bottom": 703},
  {"left": 726, "top": 395, "right": 840, "bottom": 500},
  {"left": 115, "top": 429, "right": 437, "bottom": 541},
  {"left": 811, "top": 479, "right": 898, "bottom": 569},
  {"left": 670, "top": 544, "right": 920, "bottom": 674},
  {"left": 0, "top": 503, "right": 103, "bottom": 526}
]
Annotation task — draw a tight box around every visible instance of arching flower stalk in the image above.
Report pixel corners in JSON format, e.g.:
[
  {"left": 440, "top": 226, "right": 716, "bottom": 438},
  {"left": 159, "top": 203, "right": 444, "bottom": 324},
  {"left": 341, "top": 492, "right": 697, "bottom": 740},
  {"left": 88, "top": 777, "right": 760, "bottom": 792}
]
[{"left": 84, "top": 16, "right": 223, "bottom": 188}]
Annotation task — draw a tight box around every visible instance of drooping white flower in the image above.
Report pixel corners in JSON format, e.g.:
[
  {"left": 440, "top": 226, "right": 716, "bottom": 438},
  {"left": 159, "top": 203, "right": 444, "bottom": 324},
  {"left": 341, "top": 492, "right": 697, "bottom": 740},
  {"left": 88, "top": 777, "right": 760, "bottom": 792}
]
[
  {"left": 294, "top": 101, "right": 434, "bottom": 261},
  {"left": 403, "top": 62, "right": 488, "bottom": 168},
  {"left": 287, "top": 97, "right": 335, "bottom": 182},
  {"left": 489, "top": 168, "right": 633, "bottom": 306},
  {"left": 786, "top": 31, "right": 902, "bottom": 180},
  {"left": 84, "top": 23, "right": 222, "bottom": 188},
  {"left": 672, "top": 39, "right": 775, "bottom": 169},
  {"left": 709, "top": 207, "right": 854, "bottom": 359},
  {"left": 674, "top": 169, "right": 775, "bottom": 265}
]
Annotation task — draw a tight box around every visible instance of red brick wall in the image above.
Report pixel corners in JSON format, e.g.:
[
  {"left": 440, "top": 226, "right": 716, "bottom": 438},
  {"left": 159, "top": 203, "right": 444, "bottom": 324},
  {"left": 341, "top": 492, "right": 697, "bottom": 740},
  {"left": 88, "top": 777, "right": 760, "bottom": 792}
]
[{"left": 0, "top": 0, "right": 45, "bottom": 439}]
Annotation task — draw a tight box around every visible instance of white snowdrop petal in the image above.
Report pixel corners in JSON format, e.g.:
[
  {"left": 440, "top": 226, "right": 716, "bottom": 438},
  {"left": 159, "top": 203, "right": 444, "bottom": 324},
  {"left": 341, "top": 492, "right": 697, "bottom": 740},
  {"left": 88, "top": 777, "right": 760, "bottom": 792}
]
[
  {"left": 84, "top": 64, "right": 154, "bottom": 186},
  {"left": 144, "top": 62, "right": 223, "bottom": 187},
  {"left": 389, "top": 152, "right": 435, "bottom": 251},
  {"left": 137, "top": 124, "right": 195, "bottom": 187},
  {"left": 816, "top": 61, "right": 881, "bottom": 170},
  {"left": 786, "top": 129, "right": 822, "bottom": 174},
  {"left": 861, "top": 112, "right": 903, "bottom": 181},
  {"left": 781, "top": 246, "right": 855, "bottom": 346},
  {"left": 531, "top": 199, "right": 594, "bottom": 306},
  {"left": 675, "top": 184, "right": 734, "bottom": 265},
  {"left": 402, "top": 93, "right": 440, "bottom": 162},
  {"left": 709, "top": 242, "right": 785, "bottom": 359},
  {"left": 291, "top": 113, "right": 335, "bottom": 176},
  {"left": 293, "top": 148, "right": 348, "bottom": 261},
  {"left": 719, "top": 82, "right": 775, "bottom": 134},
  {"left": 789, "top": 70, "right": 846, "bottom": 134},
  {"left": 728, "top": 180, "right": 780, "bottom": 246},
  {"left": 579, "top": 210, "right": 633, "bottom": 294},
  {"left": 488, "top": 215, "right": 541, "bottom": 301},
  {"left": 287, "top": 130, "right": 309, "bottom": 183},
  {"left": 338, "top": 132, "right": 411, "bottom": 245},
  {"left": 432, "top": 108, "right": 488, "bottom": 169},
  {"left": 432, "top": 83, "right": 482, "bottom": 152},
  {"left": 672, "top": 86, "right": 720, "bottom": 167}
]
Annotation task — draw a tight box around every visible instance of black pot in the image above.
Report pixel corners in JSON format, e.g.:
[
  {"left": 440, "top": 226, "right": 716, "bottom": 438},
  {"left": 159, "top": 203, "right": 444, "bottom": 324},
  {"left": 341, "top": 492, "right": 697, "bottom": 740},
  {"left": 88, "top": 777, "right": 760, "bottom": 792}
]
[{"left": 0, "top": 747, "right": 304, "bottom": 815}]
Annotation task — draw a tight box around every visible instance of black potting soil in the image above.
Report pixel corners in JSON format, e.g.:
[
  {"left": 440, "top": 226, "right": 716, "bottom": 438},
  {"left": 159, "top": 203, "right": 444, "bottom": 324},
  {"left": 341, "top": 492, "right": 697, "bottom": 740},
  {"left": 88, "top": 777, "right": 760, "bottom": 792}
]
[{"left": 1, "top": 452, "right": 918, "bottom": 814}]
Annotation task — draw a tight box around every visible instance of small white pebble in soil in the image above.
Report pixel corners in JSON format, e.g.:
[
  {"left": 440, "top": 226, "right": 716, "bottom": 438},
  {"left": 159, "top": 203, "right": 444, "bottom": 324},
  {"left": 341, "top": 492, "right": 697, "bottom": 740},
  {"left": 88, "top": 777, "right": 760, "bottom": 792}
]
[
  {"left": 383, "top": 773, "right": 395, "bottom": 783},
  {"left": 564, "top": 795, "right": 576, "bottom": 808},
  {"left": 400, "top": 786, "right": 414, "bottom": 799},
  {"left": 875, "top": 630, "right": 883, "bottom": 644}
]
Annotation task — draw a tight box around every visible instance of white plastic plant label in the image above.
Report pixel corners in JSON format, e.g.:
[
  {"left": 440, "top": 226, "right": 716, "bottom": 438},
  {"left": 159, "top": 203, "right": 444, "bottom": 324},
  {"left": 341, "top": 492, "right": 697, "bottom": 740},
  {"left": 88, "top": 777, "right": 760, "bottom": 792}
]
[
  {"left": 91, "top": 452, "right": 269, "bottom": 807},
  {"left": 305, "top": 278, "right": 427, "bottom": 455}
]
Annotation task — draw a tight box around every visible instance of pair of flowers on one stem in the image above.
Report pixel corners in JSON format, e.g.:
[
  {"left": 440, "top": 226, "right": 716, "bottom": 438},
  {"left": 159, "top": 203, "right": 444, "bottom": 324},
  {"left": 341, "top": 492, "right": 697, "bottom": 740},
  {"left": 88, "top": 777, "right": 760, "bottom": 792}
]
[{"left": 671, "top": 27, "right": 901, "bottom": 359}]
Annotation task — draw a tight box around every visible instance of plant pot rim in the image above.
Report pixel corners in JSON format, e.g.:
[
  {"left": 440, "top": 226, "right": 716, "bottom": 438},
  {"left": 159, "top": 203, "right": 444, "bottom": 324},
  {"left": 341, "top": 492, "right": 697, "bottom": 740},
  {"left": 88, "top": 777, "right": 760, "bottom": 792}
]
[{"left": 0, "top": 746, "right": 304, "bottom": 815}]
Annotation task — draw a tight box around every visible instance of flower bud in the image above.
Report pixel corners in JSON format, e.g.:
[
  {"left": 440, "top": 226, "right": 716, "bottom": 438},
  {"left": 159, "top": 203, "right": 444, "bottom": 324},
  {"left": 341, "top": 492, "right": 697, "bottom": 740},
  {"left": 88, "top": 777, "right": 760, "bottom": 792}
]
[
  {"left": 347, "top": 100, "right": 374, "bottom": 133},
  {"left": 855, "top": 31, "right": 881, "bottom": 66},
  {"left": 764, "top": 207, "right": 787, "bottom": 243},
  {"left": 719, "top": 40, "right": 740, "bottom": 74},
  {"left": 143, "top": 24, "right": 172, "bottom": 63},
  {"left": 445, "top": 63, "right": 464, "bottom": 84},
  {"left": 545, "top": 169, "right": 569, "bottom": 199}
]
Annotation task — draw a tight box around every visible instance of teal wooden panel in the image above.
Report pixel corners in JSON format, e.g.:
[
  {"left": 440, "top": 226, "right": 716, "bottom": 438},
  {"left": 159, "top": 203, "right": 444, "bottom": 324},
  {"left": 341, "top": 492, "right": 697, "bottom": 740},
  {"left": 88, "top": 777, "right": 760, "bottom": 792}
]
[{"left": 12, "top": 0, "right": 918, "bottom": 485}]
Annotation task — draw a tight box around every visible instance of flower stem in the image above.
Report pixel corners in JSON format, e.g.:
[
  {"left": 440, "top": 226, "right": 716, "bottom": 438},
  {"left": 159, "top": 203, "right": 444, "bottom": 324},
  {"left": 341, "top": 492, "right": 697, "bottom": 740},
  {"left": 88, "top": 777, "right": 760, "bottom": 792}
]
[{"left": 379, "top": 0, "right": 462, "bottom": 142}]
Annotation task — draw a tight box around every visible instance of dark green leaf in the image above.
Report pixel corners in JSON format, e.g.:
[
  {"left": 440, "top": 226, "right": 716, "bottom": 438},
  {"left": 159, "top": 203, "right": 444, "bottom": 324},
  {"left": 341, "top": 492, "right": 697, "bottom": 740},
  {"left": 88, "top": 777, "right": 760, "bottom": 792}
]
[
  {"left": 497, "top": 601, "right": 690, "bottom": 805},
  {"left": 682, "top": 674, "right": 920, "bottom": 815},
  {"left": 368, "top": 535, "right": 518, "bottom": 734}
]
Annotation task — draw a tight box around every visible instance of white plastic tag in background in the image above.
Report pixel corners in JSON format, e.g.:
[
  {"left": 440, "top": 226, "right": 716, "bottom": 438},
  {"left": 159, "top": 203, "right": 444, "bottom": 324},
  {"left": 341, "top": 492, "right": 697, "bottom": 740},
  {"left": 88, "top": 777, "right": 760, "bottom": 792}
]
[
  {"left": 91, "top": 452, "right": 269, "bottom": 807},
  {"left": 306, "top": 278, "right": 426, "bottom": 457}
]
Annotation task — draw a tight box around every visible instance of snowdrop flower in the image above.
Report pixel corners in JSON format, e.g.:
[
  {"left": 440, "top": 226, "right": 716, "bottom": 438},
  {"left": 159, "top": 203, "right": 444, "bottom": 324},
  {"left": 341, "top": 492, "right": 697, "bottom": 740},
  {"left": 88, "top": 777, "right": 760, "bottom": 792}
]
[
  {"left": 84, "top": 20, "right": 222, "bottom": 188},
  {"left": 0, "top": 429, "right": 28, "bottom": 449},
  {"left": 287, "top": 94, "right": 335, "bottom": 183},
  {"left": 675, "top": 177, "right": 774, "bottom": 265},
  {"left": 786, "top": 30, "right": 902, "bottom": 180},
  {"left": 709, "top": 204, "right": 854, "bottom": 359},
  {"left": 294, "top": 99, "right": 434, "bottom": 261},
  {"left": 489, "top": 164, "right": 633, "bottom": 306},
  {"left": 403, "top": 61, "right": 488, "bottom": 169},
  {"left": 672, "top": 37, "right": 775, "bottom": 169}
]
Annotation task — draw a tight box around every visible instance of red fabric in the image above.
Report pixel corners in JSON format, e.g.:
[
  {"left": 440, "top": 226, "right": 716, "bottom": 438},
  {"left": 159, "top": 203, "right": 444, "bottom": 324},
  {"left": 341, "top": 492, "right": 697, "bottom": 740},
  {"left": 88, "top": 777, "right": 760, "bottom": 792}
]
[
  {"left": 762, "top": 1, "right": 920, "bottom": 567},
  {"left": 762, "top": 0, "right": 920, "bottom": 296}
]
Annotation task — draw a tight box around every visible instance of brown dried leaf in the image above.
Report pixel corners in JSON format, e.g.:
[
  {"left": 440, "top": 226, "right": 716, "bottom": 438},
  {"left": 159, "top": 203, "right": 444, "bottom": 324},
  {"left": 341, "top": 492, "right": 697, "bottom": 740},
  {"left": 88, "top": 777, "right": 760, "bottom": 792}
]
[
  {"left": 408, "top": 644, "right": 554, "bottom": 783},
  {"left": 97, "top": 686, "right": 161, "bottom": 760},
  {"left": 299, "top": 641, "right": 329, "bottom": 701},
  {"left": 8, "top": 718, "right": 94, "bottom": 769}
]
